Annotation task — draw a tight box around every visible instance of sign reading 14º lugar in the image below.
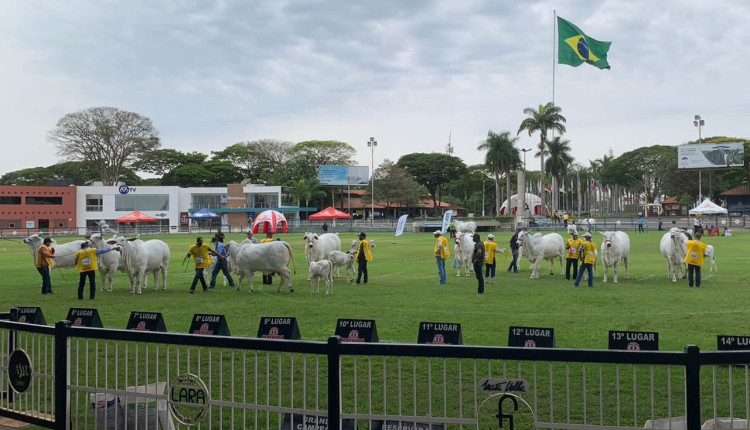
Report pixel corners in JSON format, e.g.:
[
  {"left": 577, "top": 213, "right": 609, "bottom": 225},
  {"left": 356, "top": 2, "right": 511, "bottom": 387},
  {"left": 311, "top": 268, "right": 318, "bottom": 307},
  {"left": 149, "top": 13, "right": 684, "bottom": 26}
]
[{"left": 718, "top": 335, "right": 750, "bottom": 351}]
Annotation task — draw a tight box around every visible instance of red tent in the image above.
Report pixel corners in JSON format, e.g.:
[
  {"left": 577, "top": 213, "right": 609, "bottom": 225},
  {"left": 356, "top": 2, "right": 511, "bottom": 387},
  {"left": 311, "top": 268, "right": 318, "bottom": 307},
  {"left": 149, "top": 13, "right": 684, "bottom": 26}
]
[
  {"left": 115, "top": 210, "right": 158, "bottom": 223},
  {"left": 252, "top": 210, "right": 288, "bottom": 234},
  {"left": 309, "top": 207, "right": 351, "bottom": 220}
]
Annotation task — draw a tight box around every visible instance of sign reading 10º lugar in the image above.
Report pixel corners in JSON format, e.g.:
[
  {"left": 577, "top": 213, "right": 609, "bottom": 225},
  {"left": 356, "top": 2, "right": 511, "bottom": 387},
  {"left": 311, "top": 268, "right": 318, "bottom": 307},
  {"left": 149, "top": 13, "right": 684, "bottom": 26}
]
[
  {"left": 608, "top": 330, "right": 659, "bottom": 351},
  {"left": 335, "top": 319, "right": 378, "bottom": 343},
  {"left": 418, "top": 322, "right": 462, "bottom": 345},
  {"left": 508, "top": 326, "right": 555, "bottom": 348},
  {"left": 718, "top": 335, "right": 750, "bottom": 351}
]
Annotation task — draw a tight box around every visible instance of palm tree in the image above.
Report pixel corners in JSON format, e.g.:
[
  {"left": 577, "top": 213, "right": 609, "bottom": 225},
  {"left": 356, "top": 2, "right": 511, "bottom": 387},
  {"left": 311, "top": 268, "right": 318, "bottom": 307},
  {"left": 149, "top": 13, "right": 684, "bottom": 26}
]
[
  {"left": 478, "top": 131, "right": 521, "bottom": 216},
  {"left": 545, "top": 137, "right": 574, "bottom": 213},
  {"left": 290, "top": 178, "right": 326, "bottom": 210},
  {"left": 517, "top": 102, "right": 567, "bottom": 215}
]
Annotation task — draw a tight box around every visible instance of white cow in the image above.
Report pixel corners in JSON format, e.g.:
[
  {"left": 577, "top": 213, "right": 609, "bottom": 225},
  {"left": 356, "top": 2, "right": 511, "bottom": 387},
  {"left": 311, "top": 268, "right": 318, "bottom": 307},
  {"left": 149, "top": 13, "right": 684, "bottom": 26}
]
[
  {"left": 453, "top": 233, "right": 474, "bottom": 277},
  {"left": 577, "top": 218, "right": 596, "bottom": 233},
  {"left": 23, "top": 233, "right": 86, "bottom": 269},
  {"left": 600, "top": 231, "right": 630, "bottom": 283},
  {"left": 227, "top": 240, "right": 294, "bottom": 293},
  {"left": 517, "top": 230, "right": 564, "bottom": 279},
  {"left": 87, "top": 233, "right": 123, "bottom": 291},
  {"left": 328, "top": 250, "right": 355, "bottom": 282},
  {"left": 660, "top": 228, "right": 688, "bottom": 282},
  {"left": 705, "top": 244, "right": 718, "bottom": 272},
  {"left": 303, "top": 232, "right": 342, "bottom": 263},
  {"left": 308, "top": 260, "right": 334, "bottom": 295},
  {"left": 454, "top": 221, "right": 477, "bottom": 234},
  {"left": 109, "top": 237, "right": 170, "bottom": 294}
]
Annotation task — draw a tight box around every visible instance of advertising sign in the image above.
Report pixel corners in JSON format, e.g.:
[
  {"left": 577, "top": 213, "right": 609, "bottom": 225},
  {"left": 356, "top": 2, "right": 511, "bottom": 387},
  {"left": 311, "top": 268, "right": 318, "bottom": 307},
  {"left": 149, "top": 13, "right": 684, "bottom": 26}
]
[
  {"left": 677, "top": 142, "right": 744, "bottom": 169},
  {"left": 317, "top": 166, "right": 370, "bottom": 186},
  {"left": 347, "top": 166, "right": 370, "bottom": 185}
]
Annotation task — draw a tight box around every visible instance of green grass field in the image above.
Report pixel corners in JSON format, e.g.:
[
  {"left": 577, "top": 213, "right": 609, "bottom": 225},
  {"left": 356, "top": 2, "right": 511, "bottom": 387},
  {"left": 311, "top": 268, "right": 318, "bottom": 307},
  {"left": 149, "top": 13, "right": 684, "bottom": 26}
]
[{"left": 0, "top": 229, "right": 746, "bottom": 351}]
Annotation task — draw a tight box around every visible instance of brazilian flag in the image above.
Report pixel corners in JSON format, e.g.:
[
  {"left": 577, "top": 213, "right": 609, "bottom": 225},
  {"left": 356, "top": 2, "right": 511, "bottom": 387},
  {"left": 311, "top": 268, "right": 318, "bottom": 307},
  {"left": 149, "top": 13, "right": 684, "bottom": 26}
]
[{"left": 557, "top": 16, "right": 611, "bottom": 70}]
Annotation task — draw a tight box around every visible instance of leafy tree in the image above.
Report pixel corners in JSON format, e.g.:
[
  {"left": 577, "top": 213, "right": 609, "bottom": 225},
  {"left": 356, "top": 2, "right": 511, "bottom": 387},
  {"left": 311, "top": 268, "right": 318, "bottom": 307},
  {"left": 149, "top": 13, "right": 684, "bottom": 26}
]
[
  {"left": 267, "top": 155, "right": 318, "bottom": 186},
  {"left": 545, "top": 136, "right": 574, "bottom": 213},
  {"left": 449, "top": 165, "right": 495, "bottom": 217},
  {"left": 140, "top": 149, "right": 206, "bottom": 176},
  {"left": 243, "top": 139, "right": 295, "bottom": 183},
  {"left": 48, "top": 107, "right": 160, "bottom": 185},
  {"left": 0, "top": 167, "right": 58, "bottom": 185},
  {"left": 397, "top": 153, "right": 468, "bottom": 211},
  {"left": 290, "top": 140, "right": 356, "bottom": 167},
  {"left": 162, "top": 160, "right": 241, "bottom": 187},
  {"left": 202, "top": 160, "right": 244, "bottom": 186},
  {"left": 478, "top": 131, "right": 520, "bottom": 216},
  {"left": 363, "top": 159, "right": 425, "bottom": 216},
  {"left": 0, "top": 161, "right": 103, "bottom": 185},
  {"left": 518, "top": 102, "right": 566, "bottom": 214},
  {"left": 289, "top": 178, "right": 326, "bottom": 209}
]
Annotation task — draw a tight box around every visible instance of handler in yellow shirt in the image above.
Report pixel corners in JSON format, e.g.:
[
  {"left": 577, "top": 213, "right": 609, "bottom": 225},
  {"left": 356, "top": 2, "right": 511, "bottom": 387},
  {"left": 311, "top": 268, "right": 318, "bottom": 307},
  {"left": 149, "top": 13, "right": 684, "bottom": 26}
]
[
  {"left": 355, "top": 232, "right": 373, "bottom": 284},
  {"left": 36, "top": 237, "right": 56, "bottom": 295},
  {"left": 434, "top": 230, "right": 450, "bottom": 285},
  {"left": 574, "top": 232, "right": 598, "bottom": 288},
  {"left": 186, "top": 237, "right": 221, "bottom": 294},
  {"left": 74, "top": 241, "right": 114, "bottom": 300},
  {"left": 483, "top": 234, "right": 503, "bottom": 284},
  {"left": 684, "top": 231, "right": 708, "bottom": 287},
  {"left": 565, "top": 231, "right": 582, "bottom": 281}
]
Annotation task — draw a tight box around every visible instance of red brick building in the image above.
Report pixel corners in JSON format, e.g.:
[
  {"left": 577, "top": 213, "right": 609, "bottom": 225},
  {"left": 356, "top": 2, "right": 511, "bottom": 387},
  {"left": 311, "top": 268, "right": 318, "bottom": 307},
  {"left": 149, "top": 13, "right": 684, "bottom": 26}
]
[{"left": 0, "top": 185, "right": 77, "bottom": 231}]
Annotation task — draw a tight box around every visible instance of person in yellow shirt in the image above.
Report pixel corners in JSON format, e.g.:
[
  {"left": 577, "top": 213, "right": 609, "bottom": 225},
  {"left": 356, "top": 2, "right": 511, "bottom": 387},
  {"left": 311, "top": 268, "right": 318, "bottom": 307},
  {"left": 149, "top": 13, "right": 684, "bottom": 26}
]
[
  {"left": 434, "top": 230, "right": 450, "bottom": 285},
  {"left": 355, "top": 232, "right": 373, "bottom": 284},
  {"left": 186, "top": 237, "right": 221, "bottom": 294},
  {"left": 684, "top": 231, "right": 708, "bottom": 287},
  {"left": 574, "top": 232, "right": 598, "bottom": 287},
  {"left": 565, "top": 231, "right": 582, "bottom": 281},
  {"left": 74, "top": 241, "right": 114, "bottom": 300},
  {"left": 260, "top": 232, "right": 275, "bottom": 285},
  {"left": 36, "top": 237, "right": 56, "bottom": 295},
  {"left": 483, "top": 234, "right": 503, "bottom": 284}
]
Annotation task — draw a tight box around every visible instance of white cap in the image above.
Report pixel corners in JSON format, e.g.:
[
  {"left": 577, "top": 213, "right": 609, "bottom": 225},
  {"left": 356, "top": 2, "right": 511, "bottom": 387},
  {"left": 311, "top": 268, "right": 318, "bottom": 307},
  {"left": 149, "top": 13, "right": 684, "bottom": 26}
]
[
  {"left": 487, "top": 234, "right": 495, "bottom": 239},
  {"left": 434, "top": 230, "right": 442, "bottom": 235},
  {"left": 571, "top": 231, "right": 578, "bottom": 236},
  {"left": 583, "top": 232, "right": 592, "bottom": 238}
]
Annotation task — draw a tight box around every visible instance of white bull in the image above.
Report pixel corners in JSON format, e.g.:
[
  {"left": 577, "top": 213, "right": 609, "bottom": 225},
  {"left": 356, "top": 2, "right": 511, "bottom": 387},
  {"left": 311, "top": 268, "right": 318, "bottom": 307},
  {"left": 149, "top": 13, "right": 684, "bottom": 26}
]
[
  {"left": 303, "top": 232, "right": 341, "bottom": 263},
  {"left": 517, "top": 231, "right": 564, "bottom": 279},
  {"left": 660, "top": 228, "right": 688, "bottom": 282},
  {"left": 453, "top": 233, "right": 474, "bottom": 277},
  {"left": 308, "top": 260, "right": 334, "bottom": 295},
  {"left": 110, "top": 237, "right": 170, "bottom": 294},
  {"left": 227, "top": 240, "right": 294, "bottom": 293},
  {"left": 23, "top": 233, "right": 86, "bottom": 269},
  {"left": 600, "top": 231, "right": 630, "bottom": 283},
  {"left": 87, "top": 233, "right": 123, "bottom": 291},
  {"left": 328, "top": 250, "right": 355, "bottom": 282},
  {"left": 454, "top": 221, "right": 477, "bottom": 234},
  {"left": 706, "top": 244, "right": 718, "bottom": 272}
]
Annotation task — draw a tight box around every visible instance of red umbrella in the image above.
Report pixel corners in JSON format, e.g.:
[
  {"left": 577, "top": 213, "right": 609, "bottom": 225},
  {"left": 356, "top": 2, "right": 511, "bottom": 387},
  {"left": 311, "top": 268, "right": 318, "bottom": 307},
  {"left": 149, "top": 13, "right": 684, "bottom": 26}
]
[
  {"left": 309, "top": 207, "right": 352, "bottom": 220},
  {"left": 115, "top": 210, "right": 158, "bottom": 223},
  {"left": 252, "top": 210, "right": 288, "bottom": 234}
]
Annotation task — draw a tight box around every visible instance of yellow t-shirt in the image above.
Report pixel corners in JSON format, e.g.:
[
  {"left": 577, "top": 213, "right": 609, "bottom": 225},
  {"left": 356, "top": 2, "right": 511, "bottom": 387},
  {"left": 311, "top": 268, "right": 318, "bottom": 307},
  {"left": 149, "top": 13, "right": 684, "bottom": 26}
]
[
  {"left": 566, "top": 238, "right": 582, "bottom": 260},
  {"left": 579, "top": 241, "right": 598, "bottom": 264},
  {"left": 355, "top": 240, "right": 373, "bottom": 261},
  {"left": 36, "top": 244, "right": 54, "bottom": 268},
  {"left": 684, "top": 240, "right": 707, "bottom": 266},
  {"left": 260, "top": 238, "right": 274, "bottom": 244},
  {"left": 483, "top": 240, "right": 501, "bottom": 264},
  {"left": 434, "top": 237, "right": 450, "bottom": 258},
  {"left": 75, "top": 248, "right": 98, "bottom": 273},
  {"left": 189, "top": 244, "right": 212, "bottom": 269}
]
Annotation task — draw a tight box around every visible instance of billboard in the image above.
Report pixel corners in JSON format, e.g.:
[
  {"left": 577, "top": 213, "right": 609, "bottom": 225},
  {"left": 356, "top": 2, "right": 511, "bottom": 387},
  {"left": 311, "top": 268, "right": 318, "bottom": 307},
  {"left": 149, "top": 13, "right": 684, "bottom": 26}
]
[
  {"left": 316, "top": 166, "right": 370, "bottom": 185},
  {"left": 678, "top": 142, "right": 744, "bottom": 169}
]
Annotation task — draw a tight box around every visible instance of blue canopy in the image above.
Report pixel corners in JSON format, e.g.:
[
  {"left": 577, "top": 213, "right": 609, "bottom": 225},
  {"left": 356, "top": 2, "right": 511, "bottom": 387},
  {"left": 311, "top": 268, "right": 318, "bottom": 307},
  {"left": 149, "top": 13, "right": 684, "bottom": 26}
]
[{"left": 189, "top": 208, "right": 221, "bottom": 219}]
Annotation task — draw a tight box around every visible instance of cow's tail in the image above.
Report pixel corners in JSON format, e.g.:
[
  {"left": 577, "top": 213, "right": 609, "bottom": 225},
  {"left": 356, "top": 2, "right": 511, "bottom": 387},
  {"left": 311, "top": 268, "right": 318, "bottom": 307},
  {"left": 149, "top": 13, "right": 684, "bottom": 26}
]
[{"left": 284, "top": 242, "right": 296, "bottom": 275}]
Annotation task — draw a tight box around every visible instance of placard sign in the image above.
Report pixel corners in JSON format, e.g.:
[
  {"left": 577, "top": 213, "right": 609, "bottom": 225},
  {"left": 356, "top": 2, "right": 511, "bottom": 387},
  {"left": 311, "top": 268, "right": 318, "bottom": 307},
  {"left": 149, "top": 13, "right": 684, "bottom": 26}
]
[
  {"left": 126, "top": 311, "right": 167, "bottom": 332},
  {"left": 335, "top": 319, "right": 378, "bottom": 343},
  {"left": 66, "top": 308, "right": 103, "bottom": 328},
  {"left": 168, "top": 373, "right": 210, "bottom": 425},
  {"left": 257, "top": 317, "right": 300, "bottom": 340},
  {"left": 508, "top": 326, "right": 555, "bottom": 348},
  {"left": 280, "top": 414, "right": 356, "bottom": 429},
  {"left": 189, "top": 314, "right": 230, "bottom": 336},
  {"left": 13, "top": 307, "right": 46, "bottom": 325},
  {"left": 718, "top": 335, "right": 750, "bottom": 351},
  {"left": 8, "top": 349, "right": 32, "bottom": 393},
  {"left": 372, "top": 421, "right": 444, "bottom": 430},
  {"left": 417, "top": 322, "right": 462, "bottom": 345},
  {"left": 608, "top": 330, "right": 659, "bottom": 351}
]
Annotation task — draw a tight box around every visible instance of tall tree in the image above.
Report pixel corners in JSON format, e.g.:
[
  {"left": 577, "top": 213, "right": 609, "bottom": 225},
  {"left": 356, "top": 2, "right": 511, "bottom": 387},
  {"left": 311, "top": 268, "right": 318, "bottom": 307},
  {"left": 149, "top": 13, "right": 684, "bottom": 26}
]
[
  {"left": 545, "top": 136, "right": 574, "bottom": 213},
  {"left": 48, "top": 107, "right": 160, "bottom": 185},
  {"left": 139, "top": 149, "right": 207, "bottom": 176},
  {"left": 290, "top": 178, "right": 326, "bottom": 209},
  {"left": 364, "top": 159, "right": 425, "bottom": 216},
  {"left": 290, "top": 140, "right": 356, "bottom": 167},
  {"left": 397, "top": 153, "right": 468, "bottom": 211},
  {"left": 517, "top": 102, "right": 567, "bottom": 214},
  {"left": 478, "top": 131, "right": 520, "bottom": 217}
]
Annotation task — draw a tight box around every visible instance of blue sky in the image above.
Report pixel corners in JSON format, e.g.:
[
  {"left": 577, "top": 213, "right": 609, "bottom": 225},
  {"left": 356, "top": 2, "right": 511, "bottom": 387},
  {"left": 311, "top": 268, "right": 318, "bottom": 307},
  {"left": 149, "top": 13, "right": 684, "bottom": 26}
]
[{"left": 2, "top": 0, "right": 748, "bottom": 176}]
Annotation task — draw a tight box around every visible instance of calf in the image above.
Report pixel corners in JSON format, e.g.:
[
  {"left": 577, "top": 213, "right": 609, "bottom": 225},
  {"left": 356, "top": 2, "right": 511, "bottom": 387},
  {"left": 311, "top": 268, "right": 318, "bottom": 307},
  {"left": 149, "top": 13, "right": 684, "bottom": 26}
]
[
  {"left": 600, "top": 231, "right": 630, "bottom": 283},
  {"left": 328, "top": 250, "right": 355, "bottom": 282},
  {"left": 308, "top": 260, "right": 334, "bottom": 295},
  {"left": 705, "top": 244, "right": 718, "bottom": 272},
  {"left": 453, "top": 233, "right": 474, "bottom": 277},
  {"left": 87, "top": 233, "right": 123, "bottom": 291}
]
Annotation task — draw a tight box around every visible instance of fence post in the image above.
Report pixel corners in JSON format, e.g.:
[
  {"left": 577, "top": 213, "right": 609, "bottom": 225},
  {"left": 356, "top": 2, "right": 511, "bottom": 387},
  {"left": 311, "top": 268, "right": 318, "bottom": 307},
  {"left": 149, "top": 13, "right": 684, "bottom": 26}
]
[
  {"left": 684, "top": 344, "right": 701, "bottom": 430},
  {"left": 327, "top": 336, "right": 342, "bottom": 430},
  {"left": 54, "top": 321, "right": 70, "bottom": 430}
]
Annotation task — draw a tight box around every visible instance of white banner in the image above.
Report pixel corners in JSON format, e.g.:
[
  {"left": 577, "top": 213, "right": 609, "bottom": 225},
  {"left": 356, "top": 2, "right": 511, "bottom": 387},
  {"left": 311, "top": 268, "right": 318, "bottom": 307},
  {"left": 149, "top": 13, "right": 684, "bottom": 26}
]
[
  {"left": 441, "top": 211, "right": 452, "bottom": 234},
  {"left": 677, "top": 142, "right": 744, "bottom": 169},
  {"left": 395, "top": 214, "right": 408, "bottom": 237}
]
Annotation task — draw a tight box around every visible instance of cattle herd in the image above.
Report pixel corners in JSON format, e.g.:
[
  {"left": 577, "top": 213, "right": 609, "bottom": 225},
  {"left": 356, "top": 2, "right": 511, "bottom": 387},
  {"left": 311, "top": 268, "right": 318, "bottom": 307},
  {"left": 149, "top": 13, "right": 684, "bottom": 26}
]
[{"left": 21, "top": 224, "right": 718, "bottom": 296}]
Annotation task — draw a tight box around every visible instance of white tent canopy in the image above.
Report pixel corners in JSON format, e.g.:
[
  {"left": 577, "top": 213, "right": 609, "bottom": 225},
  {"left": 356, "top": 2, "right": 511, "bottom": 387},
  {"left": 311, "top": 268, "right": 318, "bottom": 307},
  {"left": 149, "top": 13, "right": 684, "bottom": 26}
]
[
  {"left": 689, "top": 198, "right": 728, "bottom": 215},
  {"left": 500, "top": 193, "right": 545, "bottom": 216}
]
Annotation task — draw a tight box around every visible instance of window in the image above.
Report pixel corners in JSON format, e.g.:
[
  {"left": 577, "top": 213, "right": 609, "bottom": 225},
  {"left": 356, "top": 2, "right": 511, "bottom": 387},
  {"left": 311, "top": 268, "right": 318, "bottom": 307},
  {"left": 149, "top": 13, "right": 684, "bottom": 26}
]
[
  {"left": 191, "top": 194, "right": 226, "bottom": 209},
  {"left": 26, "top": 196, "right": 63, "bottom": 205},
  {"left": 86, "top": 194, "right": 103, "bottom": 212},
  {"left": 115, "top": 195, "right": 169, "bottom": 211},
  {"left": 0, "top": 197, "right": 21, "bottom": 205},
  {"left": 249, "top": 193, "right": 278, "bottom": 208}
]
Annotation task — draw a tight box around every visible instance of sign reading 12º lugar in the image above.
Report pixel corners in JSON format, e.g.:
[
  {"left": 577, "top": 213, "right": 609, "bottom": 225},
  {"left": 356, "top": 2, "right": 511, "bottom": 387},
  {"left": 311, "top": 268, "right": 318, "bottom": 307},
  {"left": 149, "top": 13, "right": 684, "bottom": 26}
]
[{"left": 508, "top": 326, "right": 555, "bottom": 348}]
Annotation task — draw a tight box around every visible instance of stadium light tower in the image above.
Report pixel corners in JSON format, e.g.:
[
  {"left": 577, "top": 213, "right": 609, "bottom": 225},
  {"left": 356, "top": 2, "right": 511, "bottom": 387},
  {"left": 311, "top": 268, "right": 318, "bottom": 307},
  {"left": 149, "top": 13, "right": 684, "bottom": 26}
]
[
  {"left": 446, "top": 133, "right": 454, "bottom": 209},
  {"left": 693, "top": 115, "right": 705, "bottom": 202},
  {"left": 367, "top": 137, "right": 377, "bottom": 224}
]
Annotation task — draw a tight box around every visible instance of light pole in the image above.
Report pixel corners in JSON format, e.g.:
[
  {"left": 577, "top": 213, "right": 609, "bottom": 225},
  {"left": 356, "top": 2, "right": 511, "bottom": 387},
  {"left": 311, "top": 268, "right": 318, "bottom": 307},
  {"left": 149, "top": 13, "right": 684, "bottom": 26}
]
[
  {"left": 367, "top": 137, "right": 377, "bottom": 225},
  {"left": 520, "top": 148, "right": 532, "bottom": 218},
  {"left": 693, "top": 115, "right": 705, "bottom": 202},
  {"left": 446, "top": 139, "right": 454, "bottom": 211}
]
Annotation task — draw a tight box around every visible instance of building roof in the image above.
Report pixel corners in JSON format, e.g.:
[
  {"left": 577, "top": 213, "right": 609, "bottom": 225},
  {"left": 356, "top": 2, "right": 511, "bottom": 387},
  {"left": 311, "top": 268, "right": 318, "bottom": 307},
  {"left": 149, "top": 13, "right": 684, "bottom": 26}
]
[
  {"left": 720, "top": 184, "right": 750, "bottom": 196},
  {"left": 662, "top": 197, "right": 679, "bottom": 204}
]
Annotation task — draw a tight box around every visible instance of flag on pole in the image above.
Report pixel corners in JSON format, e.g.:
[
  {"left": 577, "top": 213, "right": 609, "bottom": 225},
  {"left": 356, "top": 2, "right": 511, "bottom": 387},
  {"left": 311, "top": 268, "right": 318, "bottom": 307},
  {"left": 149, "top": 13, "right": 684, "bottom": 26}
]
[
  {"left": 440, "top": 211, "right": 452, "bottom": 234},
  {"left": 395, "top": 214, "right": 408, "bottom": 237},
  {"left": 557, "top": 16, "right": 611, "bottom": 70}
]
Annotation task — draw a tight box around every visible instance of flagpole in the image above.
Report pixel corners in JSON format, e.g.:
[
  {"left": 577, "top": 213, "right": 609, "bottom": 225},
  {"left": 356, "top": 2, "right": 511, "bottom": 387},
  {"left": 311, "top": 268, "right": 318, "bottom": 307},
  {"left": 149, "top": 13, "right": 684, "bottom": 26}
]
[{"left": 552, "top": 9, "right": 557, "bottom": 106}]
